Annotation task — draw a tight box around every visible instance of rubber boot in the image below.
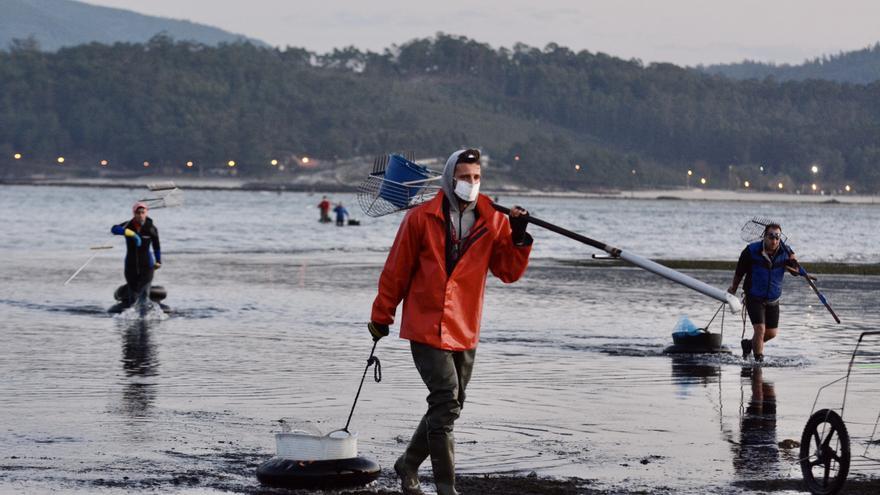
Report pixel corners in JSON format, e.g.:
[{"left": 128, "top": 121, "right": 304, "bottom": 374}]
[
  {"left": 394, "top": 456, "right": 425, "bottom": 495},
  {"left": 395, "top": 419, "right": 428, "bottom": 495},
  {"left": 428, "top": 433, "right": 458, "bottom": 495},
  {"left": 741, "top": 339, "right": 752, "bottom": 360}
]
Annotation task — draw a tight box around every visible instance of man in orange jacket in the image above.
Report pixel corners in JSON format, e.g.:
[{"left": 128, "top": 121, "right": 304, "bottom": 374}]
[{"left": 368, "top": 149, "right": 532, "bottom": 495}]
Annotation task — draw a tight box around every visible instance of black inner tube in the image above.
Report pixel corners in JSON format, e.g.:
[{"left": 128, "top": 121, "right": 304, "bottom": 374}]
[{"left": 256, "top": 456, "right": 380, "bottom": 489}]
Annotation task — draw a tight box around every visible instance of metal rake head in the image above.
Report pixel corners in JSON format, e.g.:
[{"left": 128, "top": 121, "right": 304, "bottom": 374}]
[
  {"left": 356, "top": 153, "right": 442, "bottom": 217},
  {"left": 140, "top": 182, "right": 184, "bottom": 209},
  {"left": 740, "top": 216, "right": 788, "bottom": 243}
]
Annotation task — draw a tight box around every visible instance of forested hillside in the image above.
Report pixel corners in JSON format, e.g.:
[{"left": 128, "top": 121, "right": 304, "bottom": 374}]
[
  {"left": 0, "top": 0, "right": 263, "bottom": 51},
  {"left": 2, "top": 35, "right": 879, "bottom": 191},
  {"left": 699, "top": 43, "right": 880, "bottom": 85}
]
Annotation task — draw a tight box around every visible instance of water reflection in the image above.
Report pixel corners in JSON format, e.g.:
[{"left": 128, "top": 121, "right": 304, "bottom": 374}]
[
  {"left": 118, "top": 319, "right": 159, "bottom": 417},
  {"left": 670, "top": 356, "right": 721, "bottom": 385},
  {"left": 670, "top": 356, "right": 727, "bottom": 438},
  {"left": 732, "top": 366, "right": 779, "bottom": 476}
]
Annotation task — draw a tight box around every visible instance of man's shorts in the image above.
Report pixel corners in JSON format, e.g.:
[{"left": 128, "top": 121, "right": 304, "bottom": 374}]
[{"left": 745, "top": 296, "right": 780, "bottom": 328}]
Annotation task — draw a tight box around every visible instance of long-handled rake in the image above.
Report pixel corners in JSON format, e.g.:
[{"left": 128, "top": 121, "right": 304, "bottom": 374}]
[
  {"left": 357, "top": 154, "right": 442, "bottom": 217},
  {"left": 357, "top": 154, "right": 741, "bottom": 313},
  {"left": 63, "top": 245, "right": 114, "bottom": 285},
  {"left": 140, "top": 181, "right": 184, "bottom": 209},
  {"left": 740, "top": 217, "right": 840, "bottom": 323}
]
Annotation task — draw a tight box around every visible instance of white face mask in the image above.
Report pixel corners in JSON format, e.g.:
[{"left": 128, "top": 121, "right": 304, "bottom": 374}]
[{"left": 454, "top": 179, "right": 480, "bottom": 202}]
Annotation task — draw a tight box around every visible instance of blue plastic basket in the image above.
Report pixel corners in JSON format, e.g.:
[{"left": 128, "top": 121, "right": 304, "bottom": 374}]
[{"left": 379, "top": 155, "right": 433, "bottom": 208}]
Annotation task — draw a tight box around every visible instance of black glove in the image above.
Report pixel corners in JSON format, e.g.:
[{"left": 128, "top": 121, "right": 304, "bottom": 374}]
[
  {"left": 368, "top": 321, "right": 389, "bottom": 342},
  {"left": 509, "top": 208, "right": 529, "bottom": 244},
  {"left": 786, "top": 258, "right": 801, "bottom": 270}
]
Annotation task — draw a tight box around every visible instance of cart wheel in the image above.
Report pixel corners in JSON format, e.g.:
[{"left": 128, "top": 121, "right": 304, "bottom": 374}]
[{"left": 800, "top": 409, "right": 850, "bottom": 495}]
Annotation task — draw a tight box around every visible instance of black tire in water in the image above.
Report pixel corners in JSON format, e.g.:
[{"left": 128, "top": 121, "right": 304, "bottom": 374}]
[
  {"left": 256, "top": 456, "right": 380, "bottom": 489},
  {"left": 800, "top": 409, "right": 850, "bottom": 495}
]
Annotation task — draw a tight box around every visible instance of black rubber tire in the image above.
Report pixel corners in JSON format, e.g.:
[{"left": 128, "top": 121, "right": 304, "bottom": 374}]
[
  {"left": 113, "top": 285, "right": 167, "bottom": 303},
  {"left": 256, "top": 456, "right": 380, "bottom": 489},
  {"left": 800, "top": 409, "right": 850, "bottom": 495},
  {"left": 148, "top": 285, "right": 167, "bottom": 302}
]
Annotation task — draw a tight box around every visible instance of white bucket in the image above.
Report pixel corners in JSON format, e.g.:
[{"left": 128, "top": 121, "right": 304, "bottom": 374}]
[{"left": 275, "top": 429, "right": 358, "bottom": 460}]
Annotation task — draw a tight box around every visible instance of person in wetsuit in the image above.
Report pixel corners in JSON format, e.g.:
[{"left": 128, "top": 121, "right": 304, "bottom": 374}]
[{"left": 111, "top": 202, "right": 161, "bottom": 307}]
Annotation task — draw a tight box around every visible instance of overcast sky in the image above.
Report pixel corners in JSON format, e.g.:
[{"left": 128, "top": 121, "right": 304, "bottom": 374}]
[{"left": 82, "top": 0, "right": 880, "bottom": 66}]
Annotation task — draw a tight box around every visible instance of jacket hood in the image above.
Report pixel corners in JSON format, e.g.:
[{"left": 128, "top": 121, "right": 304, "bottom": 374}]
[{"left": 442, "top": 149, "right": 480, "bottom": 212}]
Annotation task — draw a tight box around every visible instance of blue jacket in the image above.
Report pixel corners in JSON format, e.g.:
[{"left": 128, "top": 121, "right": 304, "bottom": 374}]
[
  {"left": 743, "top": 240, "right": 790, "bottom": 300},
  {"left": 333, "top": 206, "right": 348, "bottom": 221}
]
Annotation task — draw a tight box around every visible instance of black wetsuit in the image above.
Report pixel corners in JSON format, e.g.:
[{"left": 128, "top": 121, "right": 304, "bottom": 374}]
[{"left": 113, "top": 218, "right": 161, "bottom": 303}]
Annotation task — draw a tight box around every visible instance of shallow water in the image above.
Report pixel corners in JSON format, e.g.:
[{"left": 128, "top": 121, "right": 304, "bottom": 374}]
[{"left": 1, "top": 185, "right": 880, "bottom": 494}]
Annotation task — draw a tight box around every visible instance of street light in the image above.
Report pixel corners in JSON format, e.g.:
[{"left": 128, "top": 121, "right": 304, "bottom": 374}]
[
  {"left": 301, "top": 156, "right": 310, "bottom": 165},
  {"left": 227, "top": 160, "right": 236, "bottom": 167},
  {"left": 700, "top": 177, "right": 707, "bottom": 185},
  {"left": 57, "top": 156, "right": 65, "bottom": 164},
  {"left": 811, "top": 165, "right": 819, "bottom": 174},
  {"left": 811, "top": 183, "right": 818, "bottom": 192},
  {"left": 574, "top": 164, "right": 581, "bottom": 171},
  {"left": 143, "top": 161, "right": 150, "bottom": 168},
  {"left": 744, "top": 180, "right": 750, "bottom": 188},
  {"left": 13, "top": 153, "right": 21, "bottom": 160},
  {"left": 777, "top": 182, "right": 784, "bottom": 190},
  {"left": 687, "top": 169, "right": 693, "bottom": 188},
  {"left": 845, "top": 185, "right": 852, "bottom": 192},
  {"left": 270, "top": 159, "right": 278, "bottom": 166},
  {"left": 186, "top": 161, "right": 194, "bottom": 168}
]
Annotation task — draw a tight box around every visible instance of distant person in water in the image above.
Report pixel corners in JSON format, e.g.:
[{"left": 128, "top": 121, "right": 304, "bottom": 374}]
[
  {"left": 318, "top": 196, "right": 332, "bottom": 223},
  {"left": 333, "top": 202, "right": 349, "bottom": 226},
  {"left": 111, "top": 202, "right": 161, "bottom": 307},
  {"left": 728, "top": 223, "right": 798, "bottom": 362}
]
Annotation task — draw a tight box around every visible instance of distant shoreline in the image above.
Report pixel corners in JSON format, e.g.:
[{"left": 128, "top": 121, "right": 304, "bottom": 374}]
[
  {"left": 554, "top": 258, "right": 880, "bottom": 275},
  {"left": 2, "top": 177, "right": 878, "bottom": 204}
]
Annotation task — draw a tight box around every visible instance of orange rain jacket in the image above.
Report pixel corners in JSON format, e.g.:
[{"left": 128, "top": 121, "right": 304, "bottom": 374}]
[{"left": 371, "top": 191, "right": 532, "bottom": 351}]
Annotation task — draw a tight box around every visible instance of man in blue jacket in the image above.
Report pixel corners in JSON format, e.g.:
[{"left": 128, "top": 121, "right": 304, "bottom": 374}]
[
  {"left": 111, "top": 202, "right": 161, "bottom": 308},
  {"left": 728, "top": 223, "right": 798, "bottom": 362},
  {"left": 333, "top": 202, "right": 349, "bottom": 226}
]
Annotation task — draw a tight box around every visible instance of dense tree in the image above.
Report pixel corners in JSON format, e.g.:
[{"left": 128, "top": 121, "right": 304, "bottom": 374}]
[
  {"left": 1, "top": 34, "right": 879, "bottom": 191},
  {"left": 700, "top": 43, "right": 880, "bottom": 85}
]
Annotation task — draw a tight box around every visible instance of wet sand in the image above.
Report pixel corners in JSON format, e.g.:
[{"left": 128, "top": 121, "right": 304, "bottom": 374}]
[
  {"left": 4, "top": 255, "right": 880, "bottom": 494},
  {"left": 10, "top": 455, "right": 880, "bottom": 494}
]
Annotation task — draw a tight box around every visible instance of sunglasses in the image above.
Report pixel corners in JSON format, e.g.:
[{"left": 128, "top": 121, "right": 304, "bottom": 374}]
[{"left": 765, "top": 232, "right": 781, "bottom": 240}]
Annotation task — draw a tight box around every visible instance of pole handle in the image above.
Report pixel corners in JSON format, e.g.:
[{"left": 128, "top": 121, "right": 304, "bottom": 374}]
[
  {"left": 492, "top": 202, "right": 740, "bottom": 312},
  {"left": 491, "top": 202, "right": 612, "bottom": 253}
]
